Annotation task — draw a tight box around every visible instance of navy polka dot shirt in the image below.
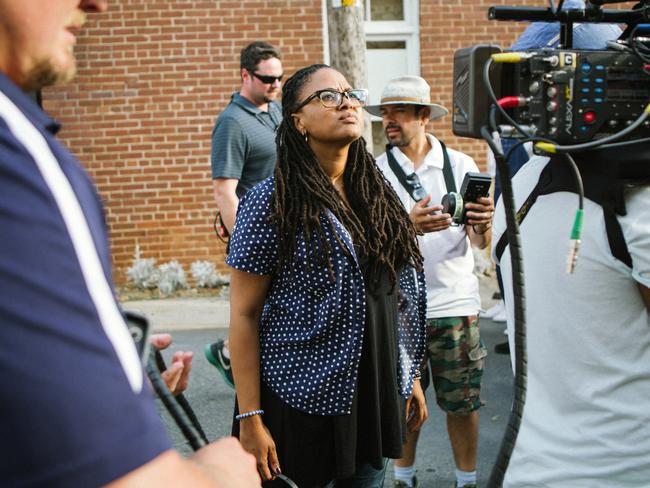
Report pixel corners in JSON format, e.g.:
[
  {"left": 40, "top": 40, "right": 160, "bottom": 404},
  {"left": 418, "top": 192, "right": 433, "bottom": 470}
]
[{"left": 227, "top": 177, "right": 426, "bottom": 415}]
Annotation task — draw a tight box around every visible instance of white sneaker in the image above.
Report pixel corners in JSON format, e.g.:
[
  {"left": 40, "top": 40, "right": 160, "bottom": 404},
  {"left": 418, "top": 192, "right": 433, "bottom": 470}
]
[
  {"left": 482, "top": 300, "right": 504, "bottom": 319},
  {"left": 492, "top": 307, "right": 507, "bottom": 323}
]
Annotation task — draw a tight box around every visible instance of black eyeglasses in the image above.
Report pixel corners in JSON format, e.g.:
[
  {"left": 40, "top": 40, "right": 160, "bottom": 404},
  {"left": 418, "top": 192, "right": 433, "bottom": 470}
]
[
  {"left": 293, "top": 88, "right": 369, "bottom": 112},
  {"left": 250, "top": 71, "right": 284, "bottom": 84}
]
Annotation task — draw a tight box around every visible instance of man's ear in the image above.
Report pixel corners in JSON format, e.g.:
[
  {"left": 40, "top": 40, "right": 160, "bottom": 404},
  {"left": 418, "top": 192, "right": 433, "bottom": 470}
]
[
  {"left": 421, "top": 107, "right": 431, "bottom": 123},
  {"left": 241, "top": 68, "right": 250, "bottom": 83}
]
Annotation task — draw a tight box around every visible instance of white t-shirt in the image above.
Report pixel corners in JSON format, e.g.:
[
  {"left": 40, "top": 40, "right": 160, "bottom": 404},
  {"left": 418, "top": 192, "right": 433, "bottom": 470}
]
[
  {"left": 492, "top": 155, "right": 650, "bottom": 487},
  {"left": 376, "top": 134, "right": 481, "bottom": 318}
]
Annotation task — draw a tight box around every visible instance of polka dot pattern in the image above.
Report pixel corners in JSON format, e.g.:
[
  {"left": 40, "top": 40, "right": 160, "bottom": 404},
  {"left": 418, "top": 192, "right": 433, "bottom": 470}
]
[{"left": 227, "top": 177, "right": 426, "bottom": 415}]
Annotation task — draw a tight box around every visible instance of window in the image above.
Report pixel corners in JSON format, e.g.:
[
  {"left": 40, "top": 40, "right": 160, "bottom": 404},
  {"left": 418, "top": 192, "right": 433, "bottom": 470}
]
[
  {"left": 366, "top": 0, "right": 404, "bottom": 21},
  {"left": 364, "top": 0, "right": 419, "bottom": 154}
]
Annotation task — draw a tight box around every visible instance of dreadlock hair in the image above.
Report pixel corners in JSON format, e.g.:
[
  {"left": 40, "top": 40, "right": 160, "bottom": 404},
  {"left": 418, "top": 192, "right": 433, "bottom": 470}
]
[{"left": 272, "top": 63, "right": 422, "bottom": 290}]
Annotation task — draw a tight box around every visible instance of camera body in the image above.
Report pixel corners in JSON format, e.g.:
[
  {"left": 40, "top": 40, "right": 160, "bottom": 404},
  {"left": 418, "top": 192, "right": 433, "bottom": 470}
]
[
  {"left": 453, "top": 45, "right": 650, "bottom": 143},
  {"left": 451, "top": 2, "right": 650, "bottom": 144}
]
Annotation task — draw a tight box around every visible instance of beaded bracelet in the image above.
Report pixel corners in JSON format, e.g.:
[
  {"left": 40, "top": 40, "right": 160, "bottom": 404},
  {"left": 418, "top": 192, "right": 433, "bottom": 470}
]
[{"left": 235, "top": 409, "right": 265, "bottom": 421}]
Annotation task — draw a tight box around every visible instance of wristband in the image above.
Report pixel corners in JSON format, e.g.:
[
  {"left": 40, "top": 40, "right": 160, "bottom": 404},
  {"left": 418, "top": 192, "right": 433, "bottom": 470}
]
[{"left": 235, "top": 409, "right": 264, "bottom": 421}]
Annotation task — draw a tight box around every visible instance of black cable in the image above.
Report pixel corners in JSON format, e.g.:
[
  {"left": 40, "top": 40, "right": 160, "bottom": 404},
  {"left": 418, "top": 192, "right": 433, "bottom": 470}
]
[
  {"left": 148, "top": 350, "right": 301, "bottom": 487},
  {"left": 562, "top": 153, "right": 585, "bottom": 210},
  {"left": 599, "top": 136, "right": 650, "bottom": 148},
  {"left": 146, "top": 351, "right": 208, "bottom": 451},
  {"left": 154, "top": 351, "right": 209, "bottom": 444},
  {"left": 544, "top": 110, "right": 650, "bottom": 153},
  {"left": 483, "top": 58, "right": 532, "bottom": 139},
  {"left": 483, "top": 125, "right": 528, "bottom": 488},
  {"left": 630, "top": 24, "right": 650, "bottom": 64}
]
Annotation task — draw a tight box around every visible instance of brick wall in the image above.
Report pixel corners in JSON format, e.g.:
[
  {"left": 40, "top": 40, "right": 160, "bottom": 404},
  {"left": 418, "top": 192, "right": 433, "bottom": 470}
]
[
  {"left": 44, "top": 1, "right": 632, "bottom": 283},
  {"left": 421, "top": 0, "right": 540, "bottom": 162},
  {"left": 44, "top": 1, "right": 323, "bottom": 283}
]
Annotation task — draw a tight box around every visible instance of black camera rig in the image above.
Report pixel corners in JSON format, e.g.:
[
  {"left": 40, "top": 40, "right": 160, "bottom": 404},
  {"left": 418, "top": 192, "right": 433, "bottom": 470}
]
[
  {"left": 453, "top": 0, "right": 650, "bottom": 148},
  {"left": 451, "top": 3, "right": 650, "bottom": 487}
]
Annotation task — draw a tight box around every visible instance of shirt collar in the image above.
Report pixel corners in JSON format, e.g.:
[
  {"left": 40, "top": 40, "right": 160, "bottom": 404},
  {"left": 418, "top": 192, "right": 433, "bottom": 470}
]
[
  {"left": 231, "top": 92, "right": 268, "bottom": 115},
  {"left": 0, "top": 71, "right": 61, "bottom": 135},
  {"left": 390, "top": 133, "right": 444, "bottom": 172}
]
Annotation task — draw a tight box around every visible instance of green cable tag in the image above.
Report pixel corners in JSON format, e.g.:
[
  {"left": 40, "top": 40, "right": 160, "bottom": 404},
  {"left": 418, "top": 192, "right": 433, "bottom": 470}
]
[{"left": 570, "top": 209, "right": 584, "bottom": 240}]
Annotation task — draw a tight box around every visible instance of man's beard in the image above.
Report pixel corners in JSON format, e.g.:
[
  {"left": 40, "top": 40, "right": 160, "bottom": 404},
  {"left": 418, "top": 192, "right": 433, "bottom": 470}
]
[
  {"left": 386, "top": 128, "right": 411, "bottom": 147},
  {"left": 22, "top": 58, "right": 76, "bottom": 92},
  {"left": 263, "top": 92, "right": 278, "bottom": 104}
]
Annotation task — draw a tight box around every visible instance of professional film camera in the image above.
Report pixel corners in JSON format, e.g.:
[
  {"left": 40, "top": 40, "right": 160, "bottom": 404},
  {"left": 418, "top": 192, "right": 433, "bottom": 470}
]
[
  {"left": 453, "top": 0, "right": 650, "bottom": 147},
  {"left": 451, "top": 3, "right": 650, "bottom": 486}
]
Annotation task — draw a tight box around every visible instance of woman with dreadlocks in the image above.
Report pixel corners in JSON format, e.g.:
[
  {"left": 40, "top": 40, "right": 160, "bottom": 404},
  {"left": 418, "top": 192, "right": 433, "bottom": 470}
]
[{"left": 227, "top": 64, "right": 427, "bottom": 488}]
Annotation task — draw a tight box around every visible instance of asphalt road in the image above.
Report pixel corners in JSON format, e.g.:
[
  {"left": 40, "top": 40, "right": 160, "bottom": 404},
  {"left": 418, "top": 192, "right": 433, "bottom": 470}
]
[{"left": 156, "top": 318, "right": 514, "bottom": 488}]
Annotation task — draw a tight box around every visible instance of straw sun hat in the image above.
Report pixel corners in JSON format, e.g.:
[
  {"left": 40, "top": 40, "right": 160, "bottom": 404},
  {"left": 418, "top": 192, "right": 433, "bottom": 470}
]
[{"left": 364, "top": 75, "right": 448, "bottom": 121}]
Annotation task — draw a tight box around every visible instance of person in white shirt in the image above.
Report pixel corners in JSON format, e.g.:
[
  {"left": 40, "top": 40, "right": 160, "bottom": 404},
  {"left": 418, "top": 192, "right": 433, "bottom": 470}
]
[
  {"left": 366, "top": 76, "right": 494, "bottom": 488},
  {"left": 492, "top": 151, "right": 650, "bottom": 487}
]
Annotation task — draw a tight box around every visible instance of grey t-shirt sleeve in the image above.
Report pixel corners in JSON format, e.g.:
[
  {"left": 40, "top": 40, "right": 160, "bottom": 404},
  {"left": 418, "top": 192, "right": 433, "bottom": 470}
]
[{"left": 211, "top": 115, "right": 247, "bottom": 180}]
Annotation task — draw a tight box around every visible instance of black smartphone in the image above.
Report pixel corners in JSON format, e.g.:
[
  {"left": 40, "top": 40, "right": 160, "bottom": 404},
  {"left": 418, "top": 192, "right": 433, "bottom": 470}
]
[
  {"left": 460, "top": 172, "right": 492, "bottom": 204},
  {"left": 124, "top": 310, "right": 151, "bottom": 366}
]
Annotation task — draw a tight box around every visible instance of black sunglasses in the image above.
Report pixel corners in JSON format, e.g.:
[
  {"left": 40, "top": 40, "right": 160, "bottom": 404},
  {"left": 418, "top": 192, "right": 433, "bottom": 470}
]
[
  {"left": 250, "top": 71, "right": 284, "bottom": 84},
  {"left": 293, "top": 88, "right": 368, "bottom": 112}
]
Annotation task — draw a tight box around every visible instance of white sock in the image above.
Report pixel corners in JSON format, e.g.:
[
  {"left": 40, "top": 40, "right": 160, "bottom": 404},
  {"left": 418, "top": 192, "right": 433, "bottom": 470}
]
[
  {"left": 221, "top": 345, "right": 230, "bottom": 359},
  {"left": 455, "top": 469, "right": 476, "bottom": 487},
  {"left": 394, "top": 465, "right": 416, "bottom": 486}
]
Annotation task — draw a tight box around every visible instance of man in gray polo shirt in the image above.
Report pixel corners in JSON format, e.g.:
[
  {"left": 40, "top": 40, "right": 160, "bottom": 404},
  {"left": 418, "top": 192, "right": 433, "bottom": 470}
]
[{"left": 205, "top": 41, "right": 283, "bottom": 386}]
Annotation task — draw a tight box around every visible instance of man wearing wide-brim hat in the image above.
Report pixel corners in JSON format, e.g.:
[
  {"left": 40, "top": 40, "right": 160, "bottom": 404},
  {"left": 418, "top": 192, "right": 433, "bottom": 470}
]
[{"left": 367, "top": 75, "right": 494, "bottom": 488}]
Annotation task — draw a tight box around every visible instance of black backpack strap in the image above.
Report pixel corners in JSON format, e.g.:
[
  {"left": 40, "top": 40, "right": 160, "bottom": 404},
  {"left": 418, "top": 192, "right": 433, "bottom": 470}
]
[
  {"left": 603, "top": 209, "right": 633, "bottom": 268},
  {"left": 439, "top": 140, "right": 456, "bottom": 194},
  {"left": 494, "top": 183, "right": 541, "bottom": 262},
  {"left": 495, "top": 156, "right": 634, "bottom": 268}
]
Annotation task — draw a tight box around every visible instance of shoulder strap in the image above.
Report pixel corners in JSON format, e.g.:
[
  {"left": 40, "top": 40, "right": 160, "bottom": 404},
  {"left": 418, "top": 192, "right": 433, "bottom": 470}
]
[
  {"left": 494, "top": 185, "right": 540, "bottom": 262},
  {"left": 385, "top": 139, "right": 455, "bottom": 201},
  {"left": 495, "top": 156, "right": 632, "bottom": 267},
  {"left": 603, "top": 210, "right": 632, "bottom": 268},
  {"left": 439, "top": 140, "right": 456, "bottom": 193},
  {"left": 385, "top": 144, "right": 429, "bottom": 202}
]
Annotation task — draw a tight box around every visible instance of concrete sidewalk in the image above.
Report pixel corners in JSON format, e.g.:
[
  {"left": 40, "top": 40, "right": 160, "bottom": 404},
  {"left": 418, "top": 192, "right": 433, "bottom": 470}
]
[
  {"left": 123, "top": 274, "right": 500, "bottom": 332},
  {"left": 122, "top": 297, "right": 230, "bottom": 331}
]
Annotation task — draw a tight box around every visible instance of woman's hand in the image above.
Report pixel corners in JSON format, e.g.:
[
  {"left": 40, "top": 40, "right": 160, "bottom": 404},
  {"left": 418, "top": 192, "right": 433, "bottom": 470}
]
[
  {"left": 239, "top": 416, "right": 280, "bottom": 481},
  {"left": 405, "top": 379, "right": 428, "bottom": 433}
]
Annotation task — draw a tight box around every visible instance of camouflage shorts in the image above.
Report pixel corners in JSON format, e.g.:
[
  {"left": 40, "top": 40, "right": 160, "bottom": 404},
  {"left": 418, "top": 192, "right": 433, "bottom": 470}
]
[{"left": 420, "top": 315, "right": 487, "bottom": 415}]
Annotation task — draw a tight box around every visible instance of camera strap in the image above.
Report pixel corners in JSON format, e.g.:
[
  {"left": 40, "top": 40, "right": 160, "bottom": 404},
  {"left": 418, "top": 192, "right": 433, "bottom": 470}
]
[
  {"left": 494, "top": 155, "right": 636, "bottom": 268},
  {"left": 385, "top": 138, "right": 455, "bottom": 202}
]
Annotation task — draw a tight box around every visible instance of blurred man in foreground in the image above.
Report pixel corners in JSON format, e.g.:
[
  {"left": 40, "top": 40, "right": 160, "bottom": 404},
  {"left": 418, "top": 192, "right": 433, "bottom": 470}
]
[{"left": 0, "top": 1, "right": 259, "bottom": 486}]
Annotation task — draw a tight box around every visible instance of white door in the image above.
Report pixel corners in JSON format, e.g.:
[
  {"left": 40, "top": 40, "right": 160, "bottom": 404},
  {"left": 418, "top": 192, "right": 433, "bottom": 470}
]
[{"left": 364, "top": 0, "right": 420, "bottom": 154}]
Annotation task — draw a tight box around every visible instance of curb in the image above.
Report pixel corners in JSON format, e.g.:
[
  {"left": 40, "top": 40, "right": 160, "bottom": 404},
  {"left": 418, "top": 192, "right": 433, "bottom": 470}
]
[
  {"left": 121, "top": 275, "right": 499, "bottom": 332},
  {"left": 122, "top": 297, "right": 230, "bottom": 332}
]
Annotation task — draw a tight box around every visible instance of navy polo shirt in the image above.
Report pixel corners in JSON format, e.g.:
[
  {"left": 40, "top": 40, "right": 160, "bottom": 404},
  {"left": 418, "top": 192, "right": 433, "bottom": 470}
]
[
  {"left": 227, "top": 177, "right": 426, "bottom": 415},
  {"left": 0, "top": 72, "right": 171, "bottom": 487}
]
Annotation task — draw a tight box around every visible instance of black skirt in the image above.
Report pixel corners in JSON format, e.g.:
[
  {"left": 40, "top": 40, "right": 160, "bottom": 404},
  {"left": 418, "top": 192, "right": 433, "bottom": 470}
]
[{"left": 234, "top": 261, "right": 407, "bottom": 488}]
